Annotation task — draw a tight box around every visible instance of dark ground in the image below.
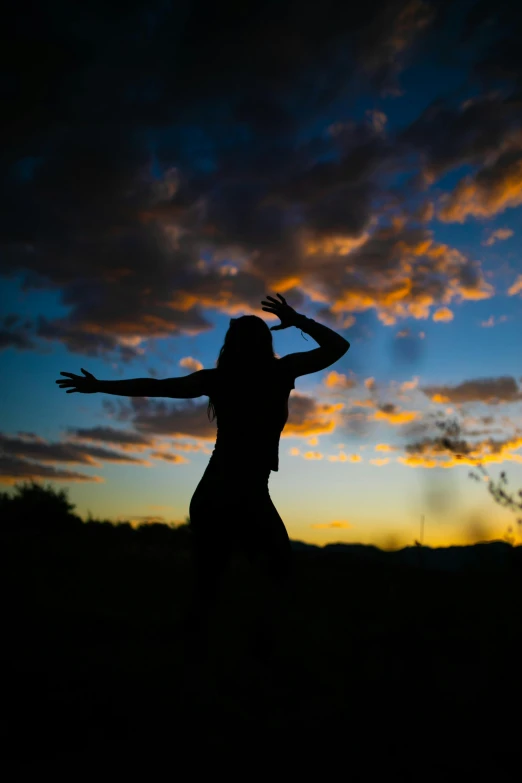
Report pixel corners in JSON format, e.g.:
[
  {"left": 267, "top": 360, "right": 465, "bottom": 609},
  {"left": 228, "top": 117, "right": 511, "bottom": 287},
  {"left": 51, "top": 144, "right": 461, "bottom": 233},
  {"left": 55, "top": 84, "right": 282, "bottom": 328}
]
[{"left": 4, "top": 526, "right": 521, "bottom": 777}]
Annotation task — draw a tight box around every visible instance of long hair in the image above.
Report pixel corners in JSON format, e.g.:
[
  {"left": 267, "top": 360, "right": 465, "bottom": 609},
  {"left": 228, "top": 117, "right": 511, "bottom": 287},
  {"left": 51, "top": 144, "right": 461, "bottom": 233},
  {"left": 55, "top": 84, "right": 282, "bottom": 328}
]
[{"left": 207, "top": 315, "right": 278, "bottom": 422}]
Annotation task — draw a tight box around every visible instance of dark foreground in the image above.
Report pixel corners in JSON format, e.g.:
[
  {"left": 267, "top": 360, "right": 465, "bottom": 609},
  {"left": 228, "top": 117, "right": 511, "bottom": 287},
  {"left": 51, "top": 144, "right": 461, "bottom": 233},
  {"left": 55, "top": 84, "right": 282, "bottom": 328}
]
[{"left": 4, "top": 528, "right": 521, "bottom": 777}]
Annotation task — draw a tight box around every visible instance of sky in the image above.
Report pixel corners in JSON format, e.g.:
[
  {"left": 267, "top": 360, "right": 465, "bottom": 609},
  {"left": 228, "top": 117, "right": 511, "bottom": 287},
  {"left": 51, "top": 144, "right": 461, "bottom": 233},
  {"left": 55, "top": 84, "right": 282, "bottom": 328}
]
[{"left": 1, "top": 0, "right": 521, "bottom": 548}]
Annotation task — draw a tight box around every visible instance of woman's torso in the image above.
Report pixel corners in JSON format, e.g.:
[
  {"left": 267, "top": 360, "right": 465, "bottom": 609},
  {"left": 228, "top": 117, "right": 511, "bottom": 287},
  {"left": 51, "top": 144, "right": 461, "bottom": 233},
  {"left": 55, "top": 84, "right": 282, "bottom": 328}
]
[{"left": 206, "top": 357, "right": 295, "bottom": 473}]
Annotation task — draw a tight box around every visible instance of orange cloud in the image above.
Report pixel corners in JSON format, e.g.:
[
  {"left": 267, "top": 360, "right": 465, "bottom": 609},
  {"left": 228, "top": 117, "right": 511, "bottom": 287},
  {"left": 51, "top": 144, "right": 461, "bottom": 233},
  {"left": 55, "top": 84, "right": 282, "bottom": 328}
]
[
  {"left": 323, "top": 223, "right": 493, "bottom": 327},
  {"left": 303, "top": 451, "right": 324, "bottom": 460},
  {"left": 311, "top": 520, "right": 353, "bottom": 529},
  {"left": 0, "top": 457, "right": 105, "bottom": 485},
  {"left": 399, "top": 376, "right": 420, "bottom": 392},
  {"left": 421, "top": 376, "right": 521, "bottom": 405},
  {"left": 284, "top": 393, "right": 345, "bottom": 437},
  {"left": 431, "top": 393, "right": 450, "bottom": 403},
  {"left": 179, "top": 356, "right": 204, "bottom": 372},
  {"left": 508, "top": 275, "right": 522, "bottom": 296},
  {"left": 364, "top": 377, "right": 376, "bottom": 390},
  {"left": 372, "top": 405, "right": 419, "bottom": 424},
  {"left": 149, "top": 451, "right": 189, "bottom": 464},
  {"left": 0, "top": 431, "right": 149, "bottom": 468},
  {"left": 482, "top": 228, "right": 514, "bottom": 246},
  {"left": 327, "top": 451, "right": 362, "bottom": 462},
  {"left": 400, "top": 434, "right": 522, "bottom": 468},
  {"left": 375, "top": 443, "right": 395, "bottom": 452},
  {"left": 65, "top": 426, "right": 153, "bottom": 451},
  {"left": 369, "top": 457, "right": 390, "bottom": 466},
  {"left": 439, "top": 152, "right": 522, "bottom": 222},
  {"left": 324, "top": 370, "right": 357, "bottom": 389},
  {"left": 432, "top": 307, "right": 454, "bottom": 322},
  {"left": 351, "top": 398, "right": 377, "bottom": 408}
]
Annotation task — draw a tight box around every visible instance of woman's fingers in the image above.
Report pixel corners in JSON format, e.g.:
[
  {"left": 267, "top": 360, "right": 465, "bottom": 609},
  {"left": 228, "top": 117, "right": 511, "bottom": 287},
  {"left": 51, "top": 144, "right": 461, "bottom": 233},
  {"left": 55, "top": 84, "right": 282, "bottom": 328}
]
[{"left": 60, "top": 371, "right": 78, "bottom": 378}]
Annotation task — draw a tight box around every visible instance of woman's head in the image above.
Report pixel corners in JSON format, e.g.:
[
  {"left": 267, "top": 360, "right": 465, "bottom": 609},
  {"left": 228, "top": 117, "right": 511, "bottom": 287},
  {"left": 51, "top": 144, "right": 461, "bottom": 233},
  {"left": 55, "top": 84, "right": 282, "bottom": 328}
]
[
  {"left": 216, "top": 315, "right": 276, "bottom": 371},
  {"left": 207, "top": 315, "right": 278, "bottom": 421}
]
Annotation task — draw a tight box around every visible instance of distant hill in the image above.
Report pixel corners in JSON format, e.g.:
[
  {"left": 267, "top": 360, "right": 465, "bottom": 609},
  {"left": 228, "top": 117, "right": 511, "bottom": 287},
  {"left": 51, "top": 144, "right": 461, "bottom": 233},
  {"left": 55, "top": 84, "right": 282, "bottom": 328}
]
[{"left": 290, "top": 539, "right": 521, "bottom": 572}]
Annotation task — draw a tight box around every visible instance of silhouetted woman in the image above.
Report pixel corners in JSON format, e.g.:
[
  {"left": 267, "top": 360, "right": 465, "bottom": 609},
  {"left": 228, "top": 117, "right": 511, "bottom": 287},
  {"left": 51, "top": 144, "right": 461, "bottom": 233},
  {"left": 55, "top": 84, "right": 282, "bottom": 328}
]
[{"left": 56, "top": 294, "right": 350, "bottom": 664}]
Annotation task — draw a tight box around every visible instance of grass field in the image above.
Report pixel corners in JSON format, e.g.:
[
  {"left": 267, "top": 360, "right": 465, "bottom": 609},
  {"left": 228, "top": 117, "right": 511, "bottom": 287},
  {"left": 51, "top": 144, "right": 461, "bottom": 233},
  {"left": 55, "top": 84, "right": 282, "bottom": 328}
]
[{"left": 4, "top": 520, "right": 521, "bottom": 776}]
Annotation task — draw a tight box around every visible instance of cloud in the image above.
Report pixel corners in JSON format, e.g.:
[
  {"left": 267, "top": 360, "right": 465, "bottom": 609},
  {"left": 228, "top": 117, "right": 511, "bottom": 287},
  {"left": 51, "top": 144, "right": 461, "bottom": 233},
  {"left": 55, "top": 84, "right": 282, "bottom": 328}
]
[
  {"left": 148, "top": 451, "right": 189, "bottom": 464},
  {"left": 311, "top": 520, "right": 353, "bottom": 529},
  {"left": 0, "top": 0, "right": 444, "bottom": 360},
  {"left": 399, "top": 376, "right": 420, "bottom": 391},
  {"left": 303, "top": 451, "right": 324, "bottom": 460},
  {"left": 375, "top": 443, "right": 396, "bottom": 451},
  {"left": 432, "top": 306, "right": 453, "bottom": 322},
  {"left": 324, "top": 222, "right": 493, "bottom": 327},
  {"left": 355, "top": 0, "right": 435, "bottom": 93},
  {"left": 364, "top": 377, "right": 376, "bottom": 390},
  {"left": 5, "top": 0, "right": 519, "bottom": 381},
  {"left": 0, "top": 455, "right": 103, "bottom": 485},
  {"left": 420, "top": 376, "right": 522, "bottom": 405},
  {"left": 366, "top": 110, "right": 388, "bottom": 134},
  {"left": 179, "top": 356, "right": 204, "bottom": 372},
  {"left": 439, "top": 148, "right": 522, "bottom": 222},
  {"left": 371, "top": 403, "right": 419, "bottom": 424},
  {"left": 119, "top": 515, "right": 169, "bottom": 525},
  {"left": 369, "top": 457, "right": 390, "bottom": 465},
  {"left": 327, "top": 452, "right": 363, "bottom": 462},
  {"left": 482, "top": 227, "right": 514, "bottom": 246},
  {"left": 101, "top": 387, "right": 344, "bottom": 443},
  {"left": 350, "top": 399, "right": 377, "bottom": 409},
  {"left": 284, "top": 393, "right": 345, "bottom": 438},
  {"left": 65, "top": 426, "right": 153, "bottom": 450},
  {"left": 400, "top": 434, "right": 522, "bottom": 468},
  {"left": 402, "top": 92, "right": 522, "bottom": 182},
  {"left": 508, "top": 275, "right": 522, "bottom": 296},
  {"left": 414, "top": 201, "right": 434, "bottom": 222},
  {"left": 115, "top": 398, "right": 217, "bottom": 440},
  {"left": 0, "top": 314, "right": 36, "bottom": 351},
  {"left": 323, "top": 371, "right": 357, "bottom": 389},
  {"left": 0, "top": 431, "right": 149, "bottom": 466},
  {"left": 1, "top": 4, "right": 498, "bottom": 364},
  {"left": 166, "top": 440, "right": 212, "bottom": 452},
  {"left": 480, "top": 315, "right": 508, "bottom": 328}
]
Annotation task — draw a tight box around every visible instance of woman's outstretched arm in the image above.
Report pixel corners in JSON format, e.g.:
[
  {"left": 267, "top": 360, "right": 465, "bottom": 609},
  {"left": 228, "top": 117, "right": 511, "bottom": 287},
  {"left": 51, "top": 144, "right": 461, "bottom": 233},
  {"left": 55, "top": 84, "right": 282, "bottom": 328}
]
[{"left": 56, "top": 368, "right": 214, "bottom": 398}]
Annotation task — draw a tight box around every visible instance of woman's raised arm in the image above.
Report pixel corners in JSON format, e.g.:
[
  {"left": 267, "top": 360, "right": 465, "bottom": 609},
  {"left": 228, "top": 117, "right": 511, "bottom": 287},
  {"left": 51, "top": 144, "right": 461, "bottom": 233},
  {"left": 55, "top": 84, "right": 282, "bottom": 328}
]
[
  {"left": 280, "top": 314, "right": 350, "bottom": 378},
  {"left": 261, "top": 293, "right": 350, "bottom": 378}
]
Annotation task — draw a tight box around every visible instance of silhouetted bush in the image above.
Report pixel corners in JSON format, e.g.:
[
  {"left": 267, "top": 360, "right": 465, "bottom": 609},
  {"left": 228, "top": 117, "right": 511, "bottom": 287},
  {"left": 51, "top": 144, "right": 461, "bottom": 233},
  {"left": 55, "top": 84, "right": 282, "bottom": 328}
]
[{"left": 0, "top": 480, "right": 83, "bottom": 534}]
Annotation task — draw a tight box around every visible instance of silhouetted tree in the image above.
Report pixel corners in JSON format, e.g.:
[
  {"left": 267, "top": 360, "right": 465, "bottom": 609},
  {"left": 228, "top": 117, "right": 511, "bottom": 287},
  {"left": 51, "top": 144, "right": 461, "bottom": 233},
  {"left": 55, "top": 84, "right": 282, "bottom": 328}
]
[
  {"left": 436, "top": 417, "right": 522, "bottom": 543},
  {"left": 0, "top": 480, "right": 83, "bottom": 534}
]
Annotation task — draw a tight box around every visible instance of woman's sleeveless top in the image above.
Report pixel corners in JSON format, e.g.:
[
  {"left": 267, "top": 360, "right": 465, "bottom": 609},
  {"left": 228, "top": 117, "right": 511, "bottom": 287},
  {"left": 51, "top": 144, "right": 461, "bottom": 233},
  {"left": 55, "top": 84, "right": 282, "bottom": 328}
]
[{"left": 206, "top": 358, "right": 295, "bottom": 472}]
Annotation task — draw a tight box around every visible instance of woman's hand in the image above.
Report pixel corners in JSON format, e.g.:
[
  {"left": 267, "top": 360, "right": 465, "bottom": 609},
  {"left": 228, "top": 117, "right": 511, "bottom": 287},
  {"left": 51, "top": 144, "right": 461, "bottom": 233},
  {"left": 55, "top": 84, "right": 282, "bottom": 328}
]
[
  {"left": 56, "top": 368, "right": 99, "bottom": 394},
  {"left": 261, "top": 293, "right": 300, "bottom": 331}
]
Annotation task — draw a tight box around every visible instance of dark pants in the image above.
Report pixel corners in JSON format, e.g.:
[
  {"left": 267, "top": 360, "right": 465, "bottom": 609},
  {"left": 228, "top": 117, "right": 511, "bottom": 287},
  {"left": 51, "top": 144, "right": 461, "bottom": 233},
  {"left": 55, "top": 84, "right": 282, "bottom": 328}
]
[{"left": 186, "top": 455, "right": 293, "bottom": 659}]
